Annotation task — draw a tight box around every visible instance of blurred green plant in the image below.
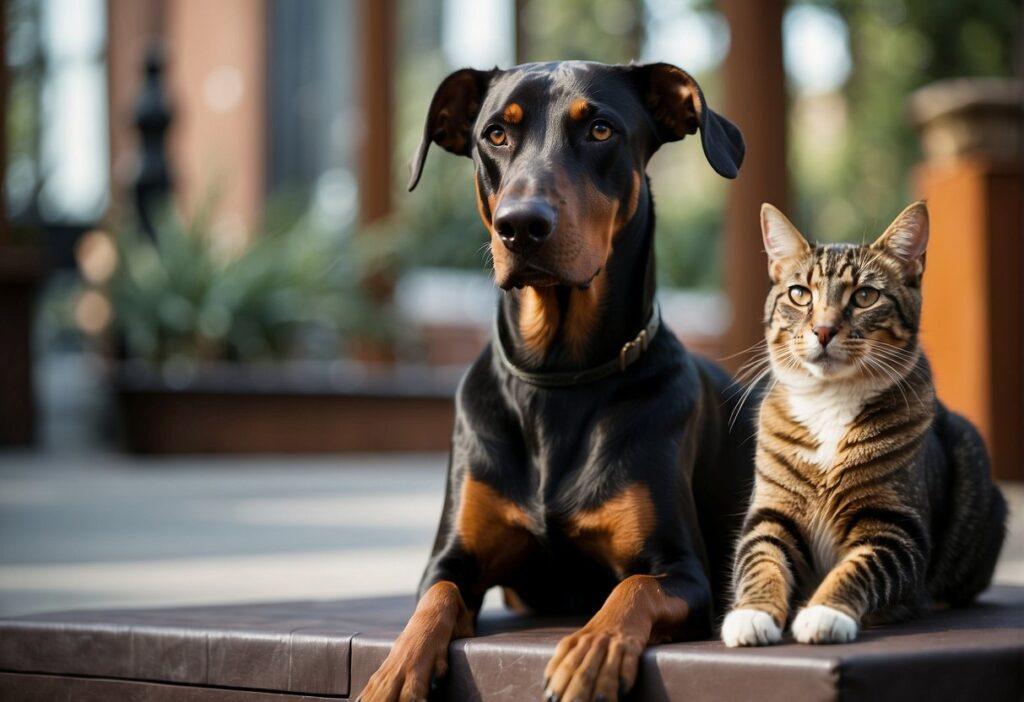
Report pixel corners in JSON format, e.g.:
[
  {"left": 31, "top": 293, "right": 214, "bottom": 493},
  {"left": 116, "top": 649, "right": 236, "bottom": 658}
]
[
  {"left": 517, "top": 0, "right": 643, "bottom": 63},
  {"left": 89, "top": 201, "right": 397, "bottom": 364},
  {"left": 793, "top": 0, "right": 1020, "bottom": 241}
]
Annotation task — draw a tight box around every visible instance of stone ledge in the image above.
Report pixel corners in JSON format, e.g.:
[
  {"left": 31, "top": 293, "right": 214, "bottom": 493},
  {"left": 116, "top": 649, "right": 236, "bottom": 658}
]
[{"left": 2, "top": 587, "right": 1022, "bottom": 701}]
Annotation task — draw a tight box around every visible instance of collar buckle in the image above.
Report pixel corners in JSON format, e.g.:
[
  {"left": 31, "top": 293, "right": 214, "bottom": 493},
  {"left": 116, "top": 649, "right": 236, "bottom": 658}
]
[{"left": 619, "top": 327, "right": 650, "bottom": 371}]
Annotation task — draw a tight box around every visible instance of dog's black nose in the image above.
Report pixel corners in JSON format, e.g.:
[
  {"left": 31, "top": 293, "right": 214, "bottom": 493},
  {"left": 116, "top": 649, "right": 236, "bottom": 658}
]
[{"left": 493, "top": 200, "right": 556, "bottom": 254}]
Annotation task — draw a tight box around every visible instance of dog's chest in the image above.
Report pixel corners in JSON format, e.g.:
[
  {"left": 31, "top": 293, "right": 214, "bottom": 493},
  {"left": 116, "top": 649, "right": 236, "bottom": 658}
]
[
  {"left": 558, "top": 483, "right": 656, "bottom": 574},
  {"left": 456, "top": 475, "right": 656, "bottom": 577}
]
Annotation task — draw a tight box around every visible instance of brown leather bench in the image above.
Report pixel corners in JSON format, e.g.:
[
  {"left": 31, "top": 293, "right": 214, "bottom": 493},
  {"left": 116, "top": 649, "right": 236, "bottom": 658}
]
[{"left": 2, "top": 587, "right": 1022, "bottom": 701}]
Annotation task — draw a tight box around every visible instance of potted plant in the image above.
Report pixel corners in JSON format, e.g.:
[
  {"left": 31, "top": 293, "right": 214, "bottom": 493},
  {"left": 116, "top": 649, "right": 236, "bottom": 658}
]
[{"left": 73, "top": 204, "right": 458, "bottom": 453}]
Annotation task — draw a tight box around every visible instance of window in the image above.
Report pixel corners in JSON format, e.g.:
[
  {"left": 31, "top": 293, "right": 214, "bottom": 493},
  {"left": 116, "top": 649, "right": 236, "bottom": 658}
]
[
  {"left": 265, "top": 0, "right": 357, "bottom": 231},
  {"left": 6, "top": 0, "right": 108, "bottom": 225}
]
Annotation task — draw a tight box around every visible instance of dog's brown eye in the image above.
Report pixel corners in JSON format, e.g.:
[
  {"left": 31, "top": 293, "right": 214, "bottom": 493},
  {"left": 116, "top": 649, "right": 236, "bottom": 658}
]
[
  {"left": 788, "top": 285, "right": 811, "bottom": 306},
  {"left": 486, "top": 126, "right": 507, "bottom": 146},
  {"left": 589, "top": 120, "right": 613, "bottom": 141},
  {"left": 853, "top": 286, "right": 880, "bottom": 308}
]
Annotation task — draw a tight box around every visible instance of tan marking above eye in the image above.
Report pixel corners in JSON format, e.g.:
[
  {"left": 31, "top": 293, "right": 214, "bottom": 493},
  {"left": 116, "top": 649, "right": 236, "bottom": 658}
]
[
  {"left": 568, "top": 98, "right": 589, "bottom": 120},
  {"left": 502, "top": 102, "right": 523, "bottom": 124},
  {"left": 589, "top": 120, "right": 613, "bottom": 141}
]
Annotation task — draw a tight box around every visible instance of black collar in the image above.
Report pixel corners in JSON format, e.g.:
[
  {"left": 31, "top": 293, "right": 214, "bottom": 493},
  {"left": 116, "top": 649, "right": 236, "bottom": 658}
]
[{"left": 493, "top": 304, "right": 661, "bottom": 388}]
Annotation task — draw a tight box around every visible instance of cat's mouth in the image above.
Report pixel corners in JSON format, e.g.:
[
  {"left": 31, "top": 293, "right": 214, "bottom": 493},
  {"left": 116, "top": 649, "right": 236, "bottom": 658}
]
[{"left": 803, "top": 347, "right": 853, "bottom": 378}]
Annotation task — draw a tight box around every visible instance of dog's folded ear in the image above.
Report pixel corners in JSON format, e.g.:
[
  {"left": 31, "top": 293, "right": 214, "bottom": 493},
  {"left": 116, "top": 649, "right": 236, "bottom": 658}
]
[
  {"left": 628, "top": 63, "right": 745, "bottom": 179},
  {"left": 408, "top": 68, "right": 497, "bottom": 191}
]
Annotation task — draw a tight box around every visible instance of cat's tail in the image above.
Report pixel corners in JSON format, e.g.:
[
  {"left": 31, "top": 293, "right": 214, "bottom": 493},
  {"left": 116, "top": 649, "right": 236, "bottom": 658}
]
[{"left": 927, "top": 405, "right": 1007, "bottom": 606}]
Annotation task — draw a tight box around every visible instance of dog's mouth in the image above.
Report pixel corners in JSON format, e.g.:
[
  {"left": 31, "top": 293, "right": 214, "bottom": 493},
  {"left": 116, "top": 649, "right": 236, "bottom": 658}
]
[
  {"left": 505, "top": 262, "right": 560, "bottom": 289},
  {"left": 498, "top": 261, "right": 601, "bottom": 291}
]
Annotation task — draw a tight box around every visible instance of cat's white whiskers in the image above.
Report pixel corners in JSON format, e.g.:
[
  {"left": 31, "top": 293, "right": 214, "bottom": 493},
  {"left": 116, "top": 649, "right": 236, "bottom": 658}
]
[
  {"left": 866, "top": 346, "right": 914, "bottom": 372},
  {"left": 861, "top": 354, "right": 910, "bottom": 409},
  {"left": 729, "top": 365, "right": 773, "bottom": 431},
  {"left": 720, "top": 338, "right": 768, "bottom": 363},
  {"left": 869, "top": 339, "right": 921, "bottom": 363},
  {"left": 863, "top": 342, "right": 926, "bottom": 407},
  {"left": 733, "top": 352, "right": 772, "bottom": 376},
  {"left": 730, "top": 358, "right": 772, "bottom": 390},
  {"left": 855, "top": 357, "right": 881, "bottom": 387}
]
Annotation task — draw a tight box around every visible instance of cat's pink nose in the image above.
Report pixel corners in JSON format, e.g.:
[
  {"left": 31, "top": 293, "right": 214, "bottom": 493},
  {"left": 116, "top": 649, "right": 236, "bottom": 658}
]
[{"left": 814, "top": 325, "right": 838, "bottom": 347}]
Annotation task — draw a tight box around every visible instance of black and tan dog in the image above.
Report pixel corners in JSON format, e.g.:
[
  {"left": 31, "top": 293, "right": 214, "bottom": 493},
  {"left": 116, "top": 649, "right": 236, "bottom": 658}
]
[{"left": 360, "top": 61, "right": 755, "bottom": 702}]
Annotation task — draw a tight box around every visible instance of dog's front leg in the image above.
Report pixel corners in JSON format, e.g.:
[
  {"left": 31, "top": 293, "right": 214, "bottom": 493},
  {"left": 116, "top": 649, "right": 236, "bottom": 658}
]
[
  {"left": 359, "top": 447, "right": 516, "bottom": 701},
  {"left": 358, "top": 578, "right": 475, "bottom": 702},
  {"left": 543, "top": 568, "right": 709, "bottom": 702}
]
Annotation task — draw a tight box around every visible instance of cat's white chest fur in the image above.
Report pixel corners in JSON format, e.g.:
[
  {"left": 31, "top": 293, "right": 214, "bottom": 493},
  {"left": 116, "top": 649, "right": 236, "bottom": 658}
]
[{"left": 785, "top": 383, "right": 874, "bottom": 471}]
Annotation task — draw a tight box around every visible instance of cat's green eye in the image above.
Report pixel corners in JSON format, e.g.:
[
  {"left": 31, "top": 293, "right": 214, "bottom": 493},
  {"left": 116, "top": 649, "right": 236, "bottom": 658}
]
[
  {"left": 788, "top": 285, "right": 811, "bottom": 306},
  {"left": 853, "top": 287, "right": 880, "bottom": 308}
]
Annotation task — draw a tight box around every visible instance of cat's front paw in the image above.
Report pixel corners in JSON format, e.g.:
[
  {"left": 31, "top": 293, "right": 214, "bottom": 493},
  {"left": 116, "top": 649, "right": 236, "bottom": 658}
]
[
  {"left": 792, "top": 605, "right": 858, "bottom": 644},
  {"left": 721, "top": 608, "right": 782, "bottom": 647}
]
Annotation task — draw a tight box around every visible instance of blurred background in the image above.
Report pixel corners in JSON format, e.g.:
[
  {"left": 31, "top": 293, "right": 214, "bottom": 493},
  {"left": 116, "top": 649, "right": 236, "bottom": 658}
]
[{"left": 0, "top": 0, "right": 1021, "bottom": 616}]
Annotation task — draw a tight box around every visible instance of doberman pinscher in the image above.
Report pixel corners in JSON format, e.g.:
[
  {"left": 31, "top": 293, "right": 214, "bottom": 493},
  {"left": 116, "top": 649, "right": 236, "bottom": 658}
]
[{"left": 360, "top": 61, "right": 754, "bottom": 702}]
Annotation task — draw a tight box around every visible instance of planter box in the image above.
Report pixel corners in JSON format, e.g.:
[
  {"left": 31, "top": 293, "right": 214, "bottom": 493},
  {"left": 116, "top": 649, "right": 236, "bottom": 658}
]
[
  {"left": 114, "top": 360, "right": 461, "bottom": 453},
  {"left": 1, "top": 587, "right": 1022, "bottom": 701}
]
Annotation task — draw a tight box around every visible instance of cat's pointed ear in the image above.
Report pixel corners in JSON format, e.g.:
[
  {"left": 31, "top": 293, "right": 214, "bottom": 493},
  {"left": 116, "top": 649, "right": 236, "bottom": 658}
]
[
  {"left": 872, "top": 201, "right": 929, "bottom": 279},
  {"left": 408, "top": 68, "right": 496, "bottom": 191},
  {"left": 761, "top": 203, "right": 810, "bottom": 282}
]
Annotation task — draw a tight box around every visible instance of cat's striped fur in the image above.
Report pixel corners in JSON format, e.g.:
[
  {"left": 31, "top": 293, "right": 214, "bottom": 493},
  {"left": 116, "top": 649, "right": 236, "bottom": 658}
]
[{"left": 721, "top": 201, "right": 1007, "bottom": 646}]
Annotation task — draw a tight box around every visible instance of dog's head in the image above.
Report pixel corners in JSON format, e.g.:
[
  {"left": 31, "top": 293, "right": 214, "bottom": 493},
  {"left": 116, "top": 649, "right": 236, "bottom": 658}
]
[{"left": 409, "top": 61, "right": 744, "bottom": 290}]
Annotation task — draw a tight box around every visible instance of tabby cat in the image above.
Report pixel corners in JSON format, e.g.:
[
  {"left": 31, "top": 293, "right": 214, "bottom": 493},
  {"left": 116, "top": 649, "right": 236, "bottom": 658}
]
[{"left": 721, "top": 201, "right": 1007, "bottom": 646}]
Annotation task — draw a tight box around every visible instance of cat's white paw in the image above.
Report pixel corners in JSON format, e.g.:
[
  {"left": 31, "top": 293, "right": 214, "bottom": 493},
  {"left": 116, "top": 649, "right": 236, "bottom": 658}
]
[
  {"left": 721, "top": 608, "right": 782, "bottom": 647},
  {"left": 792, "top": 605, "right": 858, "bottom": 644}
]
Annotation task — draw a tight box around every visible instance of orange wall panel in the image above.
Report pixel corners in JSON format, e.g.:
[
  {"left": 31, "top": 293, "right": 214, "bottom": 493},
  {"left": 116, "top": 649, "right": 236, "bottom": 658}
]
[
  {"left": 915, "top": 160, "right": 1023, "bottom": 480},
  {"left": 165, "top": 0, "right": 267, "bottom": 247}
]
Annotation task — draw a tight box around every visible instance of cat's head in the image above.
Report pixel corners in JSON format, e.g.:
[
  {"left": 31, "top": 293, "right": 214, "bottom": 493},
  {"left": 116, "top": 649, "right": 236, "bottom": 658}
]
[{"left": 760, "top": 201, "right": 929, "bottom": 387}]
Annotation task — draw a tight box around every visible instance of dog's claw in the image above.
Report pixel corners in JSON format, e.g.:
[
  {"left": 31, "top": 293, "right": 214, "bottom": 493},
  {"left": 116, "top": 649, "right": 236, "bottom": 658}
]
[{"left": 545, "top": 689, "right": 559, "bottom": 702}]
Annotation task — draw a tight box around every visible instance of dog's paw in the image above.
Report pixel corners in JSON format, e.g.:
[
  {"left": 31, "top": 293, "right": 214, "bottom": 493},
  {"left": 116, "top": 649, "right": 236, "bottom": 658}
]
[
  {"left": 358, "top": 655, "right": 438, "bottom": 702},
  {"left": 791, "top": 605, "right": 858, "bottom": 644},
  {"left": 544, "top": 625, "right": 644, "bottom": 702},
  {"left": 721, "top": 608, "right": 782, "bottom": 647},
  {"left": 358, "top": 631, "right": 449, "bottom": 702}
]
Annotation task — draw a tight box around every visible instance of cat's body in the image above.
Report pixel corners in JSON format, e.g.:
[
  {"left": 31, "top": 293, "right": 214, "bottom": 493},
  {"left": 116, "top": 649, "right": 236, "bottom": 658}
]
[{"left": 722, "top": 202, "right": 1006, "bottom": 646}]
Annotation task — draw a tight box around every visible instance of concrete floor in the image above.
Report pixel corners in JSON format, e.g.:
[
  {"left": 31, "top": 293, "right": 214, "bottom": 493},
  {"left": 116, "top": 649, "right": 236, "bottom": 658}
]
[
  {"left": 0, "top": 450, "right": 1021, "bottom": 618},
  {"left": 0, "top": 452, "right": 448, "bottom": 616}
]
